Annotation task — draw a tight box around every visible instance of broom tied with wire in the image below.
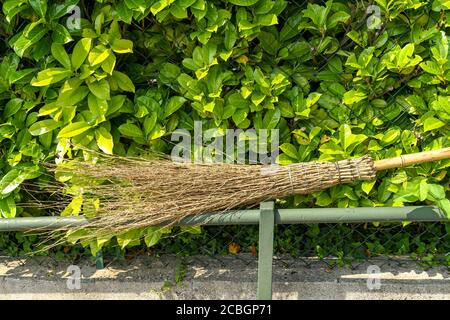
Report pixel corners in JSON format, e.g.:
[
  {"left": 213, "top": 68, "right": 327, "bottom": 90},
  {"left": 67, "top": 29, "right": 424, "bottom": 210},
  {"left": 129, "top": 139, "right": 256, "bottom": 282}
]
[{"left": 44, "top": 147, "right": 450, "bottom": 241}]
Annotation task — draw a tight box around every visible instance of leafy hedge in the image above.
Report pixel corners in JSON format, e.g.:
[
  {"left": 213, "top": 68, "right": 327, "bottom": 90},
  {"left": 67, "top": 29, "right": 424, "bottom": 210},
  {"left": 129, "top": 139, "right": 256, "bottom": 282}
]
[{"left": 1, "top": 0, "right": 450, "bottom": 255}]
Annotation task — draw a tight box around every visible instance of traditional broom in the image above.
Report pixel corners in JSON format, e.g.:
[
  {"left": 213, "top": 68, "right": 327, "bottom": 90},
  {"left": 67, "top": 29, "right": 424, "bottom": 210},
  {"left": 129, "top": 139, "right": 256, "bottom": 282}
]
[{"left": 46, "top": 147, "right": 450, "bottom": 239}]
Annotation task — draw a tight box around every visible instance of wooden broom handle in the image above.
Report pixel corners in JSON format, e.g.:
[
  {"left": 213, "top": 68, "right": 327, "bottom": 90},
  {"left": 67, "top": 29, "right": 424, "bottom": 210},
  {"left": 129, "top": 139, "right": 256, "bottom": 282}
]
[{"left": 374, "top": 147, "right": 450, "bottom": 171}]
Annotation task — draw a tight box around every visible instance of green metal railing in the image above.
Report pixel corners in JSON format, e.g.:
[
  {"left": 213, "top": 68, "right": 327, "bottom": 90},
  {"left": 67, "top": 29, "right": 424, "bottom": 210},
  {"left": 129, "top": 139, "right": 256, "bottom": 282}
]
[{"left": 0, "top": 204, "right": 448, "bottom": 299}]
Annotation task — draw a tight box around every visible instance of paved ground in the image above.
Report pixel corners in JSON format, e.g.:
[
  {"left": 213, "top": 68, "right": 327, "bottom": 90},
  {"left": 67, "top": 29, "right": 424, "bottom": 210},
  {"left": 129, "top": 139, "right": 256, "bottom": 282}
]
[{"left": 1, "top": 254, "right": 449, "bottom": 299}]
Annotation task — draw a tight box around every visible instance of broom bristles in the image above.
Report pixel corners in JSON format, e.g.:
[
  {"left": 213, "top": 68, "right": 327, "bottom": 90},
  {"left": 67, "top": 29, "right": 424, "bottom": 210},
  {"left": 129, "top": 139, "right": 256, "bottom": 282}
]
[{"left": 42, "top": 154, "right": 376, "bottom": 241}]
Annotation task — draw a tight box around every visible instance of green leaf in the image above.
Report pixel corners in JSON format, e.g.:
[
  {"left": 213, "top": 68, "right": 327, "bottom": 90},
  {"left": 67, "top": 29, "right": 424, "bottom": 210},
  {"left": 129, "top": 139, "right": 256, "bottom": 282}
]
[
  {"left": 303, "top": 1, "right": 331, "bottom": 28},
  {"left": 149, "top": 123, "right": 165, "bottom": 140},
  {"left": 432, "top": 0, "right": 450, "bottom": 11},
  {"left": 401, "top": 130, "right": 417, "bottom": 152},
  {"left": 427, "top": 183, "right": 446, "bottom": 201},
  {"left": 0, "top": 169, "right": 25, "bottom": 196},
  {"left": 181, "top": 225, "right": 202, "bottom": 235},
  {"left": 424, "top": 117, "right": 445, "bottom": 132},
  {"left": 71, "top": 38, "right": 92, "bottom": 70},
  {"left": 95, "top": 126, "right": 114, "bottom": 154},
  {"left": 116, "top": 1, "right": 133, "bottom": 23},
  {"left": 420, "top": 61, "right": 441, "bottom": 75},
  {"left": 3, "top": 0, "right": 29, "bottom": 22},
  {"left": 151, "top": 0, "right": 173, "bottom": 15},
  {"left": 117, "top": 229, "right": 142, "bottom": 249},
  {"left": 107, "top": 95, "right": 127, "bottom": 116},
  {"left": 144, "top": 112, "right": 158, "bottom": 137},
  {"left": 343, "top": 90, "right": 367, "bottom": 105},
  {"left": 66, "top": 229, "right": 89, "bottom": 244},
  {"left": 419, "top": 179, "right": 429, "bottom": 201},
  {"left": 263, "top": 109, "right": 280, "bottom": 129},
  {"left": 170, "top": 3, "right": 187, "bottom": 19},
  {"left": 118, "top": 123, "right": 144, "bottom": 138},
  {"left": 20, "top": 165, "right": 42, "bottom": 180},
  {"left": 280, "top": 143, "right": 298, "bottom": 159},
  {"left": 29, "top": 0, "right": 47, "bottom": 18},
  {"left": 315, "top": 191, "right": 333, "bottom": 206},
  {"left": 57, "top": 81, "right": 90, "bottom": 107},
  {"left": 258, "top": 31, "right": 279, "bottom": 55},
  {"left": 381, "top": 128, "right": 400, "bottom": 146},
  {"left": 144, "top": 227, "right": 163, "bottom": 247},
  {"left": 306, "top": 92, "right": 322, "bottom": 108},
  {"left": 58, "top": 122, "right": 92, "bottom": 138},
  {"left": 31, "top": 68, "right": 72, "bottom": 87},
  {"left": 257, "top": 14, "right": 278, "bottom": 26},
  {"left": 339, "top": 124, "right": 367, "bottom": 151},
  {"left": 362, "top": 180, "right": 376, "bottom": 195},
  {"left": 160, "top": 63, "right": 181, "bottom": 83},
  {"left": 61, "top": 195, "right": 83, "bottom": 217},
  {"left": 52, "top": 24, "right": 73, "bottom": 44},
  {"left": 124, "top": 0, "right": 147, "bottom": 13},
  {"left": 101, "top": 54, "right": 116, "bottom": 75},
  {"left": 111, "top": 39, "right": 134, "bottom": 54},
  {"left": 29, "top": 119, "right": 61, "bottom": 136},
  {"left": 377, "top": 179, "right": 392, "bottom": 202},
  {"left": 9, "top": 68, "right": 37, "bottom": 84},
  {"left": 88, "top": 46, "right": 110, "bottom": 66},
  {"left": 164, "top": 96, "right": 187, "bottom": 118},
  {"left": 88, "top": 79, "right": 111, "bottom": 100},
  {"left": 0, "top": 195, "right": 16, "bottom": 218},
  {"left": 203, "top": 101, "right": 215, "bottom": 112},
  {"left": 232, "top": 109, "right": 248, "bottom": 125},
  {"left": 10, "top": 24, "right": 47, "bottom": 57},
  {"left": 254, "top": 68, "right": 270, "bottom": 88},
  {"left": 51, "top": 43, "right": 71, "bottom": 70},
  {"left": 0, "top": 124, "right": 16, "bottom": 142},
  {"left": 327, "top": 11, "right": 350, "bottom": 29},
  {"left": 390, "top": 171, "right": 408, "bottom": 184},
  {"left": 228, "top": 0, "right": 259, "bottom": 6},
  {"left": 437, "top": 199, "right": 450, "bottom": 218},
  {"left": 277, "top": 153, "right": 296, "bottom": 164},
  {"left": 112, "top": 71, "right": 135, "bottom": 93},
  {"left": 88, "top": 94, "right": 108, "bottom": 121},
  {"left": 224, "top": 23, "right": 237, "bottom": 51},
  {"left": 4, "top": 98, "right": 23, "bottom": 118}
]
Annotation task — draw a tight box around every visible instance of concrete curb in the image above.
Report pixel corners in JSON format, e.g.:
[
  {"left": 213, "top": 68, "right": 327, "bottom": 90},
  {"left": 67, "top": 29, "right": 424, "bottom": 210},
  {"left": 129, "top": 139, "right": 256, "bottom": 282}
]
[{"left": 1, "top": 254, "right": 449, "bottom": 299}]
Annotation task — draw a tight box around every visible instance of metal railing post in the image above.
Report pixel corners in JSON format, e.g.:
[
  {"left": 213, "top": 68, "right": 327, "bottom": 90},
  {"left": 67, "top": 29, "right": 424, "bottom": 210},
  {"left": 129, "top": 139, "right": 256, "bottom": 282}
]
[
  {"left": 257, "top": 201, "right": 275, "bottom": 300},
  {"left": 95, "top": 250, "right": 104, "bottom": 269}
]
